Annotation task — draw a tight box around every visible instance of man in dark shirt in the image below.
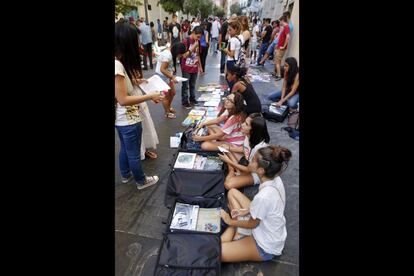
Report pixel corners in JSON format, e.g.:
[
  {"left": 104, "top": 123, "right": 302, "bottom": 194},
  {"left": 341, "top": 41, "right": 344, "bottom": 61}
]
[
  {"left": 218, "top": 18, "right": 229, "bottom": 75},
  {"left": 256, "top": 18, "right": 273, "bottom": 66},
  {"left": 169, "top": 13, "right": 181, "bottom": 46}
]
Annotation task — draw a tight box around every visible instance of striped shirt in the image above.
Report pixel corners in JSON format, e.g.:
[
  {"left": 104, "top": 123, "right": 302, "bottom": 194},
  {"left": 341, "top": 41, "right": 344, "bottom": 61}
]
[{"left": 220, "top": 113, "right": 245, "bottom": 146}]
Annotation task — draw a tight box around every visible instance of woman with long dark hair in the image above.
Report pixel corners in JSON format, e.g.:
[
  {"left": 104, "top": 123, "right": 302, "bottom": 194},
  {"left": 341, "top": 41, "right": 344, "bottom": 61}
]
[
  {"left": 192, "top": 92, "right": 246, "bottom": 151},
  {"left": 268, "top": 57, "right": 299, "bottom": 109},
  {"left": 154, "top": 42, "right": 188, "bottom": 119},
  {"left": 227, "top": 65, "right": 262, "bottom": 115},
  {"left": 199, "top": 22, "right": 210, "bottom": 75},
  {"left": 218, "top": 113, "right": 270, "bottom": 189},
  {"left": 115, "top": 19, "right": 163, "bottom": 189}
]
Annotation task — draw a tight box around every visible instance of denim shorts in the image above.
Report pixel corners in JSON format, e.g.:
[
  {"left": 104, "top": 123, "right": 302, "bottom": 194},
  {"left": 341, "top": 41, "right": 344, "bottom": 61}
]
[
  {"left": 255, "top": 240, "right": 278, "bottom": 261},
  {"left": 156, "top": 73, "right": 170, "bottom": 84}
]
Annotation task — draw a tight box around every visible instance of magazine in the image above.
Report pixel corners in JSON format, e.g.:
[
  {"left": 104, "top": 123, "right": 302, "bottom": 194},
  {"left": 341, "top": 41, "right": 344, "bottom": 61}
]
[
  {"left": 174, "top": 152, "right": 197, "bottom": 169},
  {"left": 269, "top": 104, "right": 287, "bottom": 115},
  {"left": 203, "top": 156, "right": 223, "bottom": 170},
  {"left": 170, "top": 203, "right": 199, "bottom": 231}
]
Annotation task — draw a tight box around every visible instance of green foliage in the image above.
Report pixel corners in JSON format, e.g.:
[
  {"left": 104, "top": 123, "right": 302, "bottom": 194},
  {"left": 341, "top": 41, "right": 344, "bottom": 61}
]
[
  {"left": 159, "top": 0, "right": 185, "bottom": 13},
  {"left": 230, "top": 3, "right": 242, "bottom": 15},
  {"left": 115, "top": 0, "right": 142, "bottom": 15},
  {"left": 212, "top": 5, "right": 225, "bottom": 18}
]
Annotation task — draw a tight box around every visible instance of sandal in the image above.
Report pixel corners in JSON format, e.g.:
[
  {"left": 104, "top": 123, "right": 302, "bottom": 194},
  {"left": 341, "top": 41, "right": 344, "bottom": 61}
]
[
  {"left": 145, "top": 151, "right": 158, "bottom": 159},
  {"left": 169, "top": 107, "right": 176, "bottom": 114},
  {"left": 165, "top": 112, "right": 176, "bottom": 119}
]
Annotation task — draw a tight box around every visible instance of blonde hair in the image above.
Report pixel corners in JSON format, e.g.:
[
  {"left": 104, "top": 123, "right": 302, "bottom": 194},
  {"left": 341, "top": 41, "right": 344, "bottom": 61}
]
[{"left": 239, "top": 15, "right": 249, "bottom": 32}]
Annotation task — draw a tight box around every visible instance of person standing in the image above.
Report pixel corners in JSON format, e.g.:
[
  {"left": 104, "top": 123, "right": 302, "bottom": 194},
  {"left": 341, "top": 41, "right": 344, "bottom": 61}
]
[
  {"left": 157, "top": 19, "right": 162, "bottom": 41},
  {"left": 259, "top": 20, "right": 281, "bottom": 66},
  {"left": 199, "top": 22, "right": 210, "bottom": 74},
  {"left": 239, "top": 15, "right": 251, "bottom": 59},
  {"left": 182, "top": 19, "right": 190, "bottom": 40},
  {"left": 115, "top": 19, "right": 163, "bottom": 189},
  {"left": 211, "top": 17, "right": 221, "bottom": 54},
  {"left": 222, "top": 21, "right": 244, "bottom": 91},
  {"left": 256, "top": 18, "right": 272, "bottom": 66},
  {"left": 169, "top": 13, "right": 182, "bottom": 46},
  {"left": 191, "top": 17, "right": 200, "bottom": 31},
  {"left": 218, "top": 17, "right": 229, "bottom": 76},
  {"left": 274, "top": 16, "right": 290, "bottom": 80},
  {"left": 180, "top": 26, "right": 203, "bottom": 108},
  {"left": 150, "top": 21, "right": 157, "bottom": 44},
  {"left": 250, "top": 19, "right": 260, "bottom": 63},
  {"left": 137, "top": 19, "right": 154, "bottom": 70}
]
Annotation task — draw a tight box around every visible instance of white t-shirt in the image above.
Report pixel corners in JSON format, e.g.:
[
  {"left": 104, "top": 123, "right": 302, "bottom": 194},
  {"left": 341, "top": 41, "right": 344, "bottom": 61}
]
[
  {"left": 191, "top": 22, "right": 200, "bottom": 31},
  {"left": 211, "top": 21, "right": 221, "bottom": 38},
  {"left": 227, "top": 35, "right": 244, "bottom": 61},
  {"left": 250, "top": 177, "right": 287, "bottom": 255},
  {"left": 249, "top": 141, "right": 268, "bottom": 162},
  {"left": 155, "top": 49, "right": 173, "bottom": 77},
  {"left": 115, "top": 59, "right": 142, "bottom": 126},
  {"left": 252, "top": 25, "right": 259, "bottom": 43}
]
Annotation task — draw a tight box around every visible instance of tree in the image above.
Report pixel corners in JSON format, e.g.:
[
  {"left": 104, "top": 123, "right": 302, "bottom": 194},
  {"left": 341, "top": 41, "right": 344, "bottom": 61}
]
[
  {"left": 158, "top": 0, "right": 185, "bottom": 13},
  {"left": 212, "top": 5, "right": 225, "bottom": 18},
  {"left": 183, "top": 0, "right": 213, "bottom": 19},
  {"left": 115, "top": 0, "right": 142, "bottom": 15},
  {"left": 230, "top": 3, "right": 242, "bottom": 15}
]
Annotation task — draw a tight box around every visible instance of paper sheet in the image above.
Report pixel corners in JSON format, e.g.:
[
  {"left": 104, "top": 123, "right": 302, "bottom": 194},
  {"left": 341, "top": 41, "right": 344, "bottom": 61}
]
[{"left": 139, "top": 75, "right": 171, "bottom": 94}]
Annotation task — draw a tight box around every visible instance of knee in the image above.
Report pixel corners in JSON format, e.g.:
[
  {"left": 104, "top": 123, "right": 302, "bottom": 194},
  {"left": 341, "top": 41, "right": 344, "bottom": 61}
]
[
  {"left": 227, "top": 187, "right": 238, "bottom": 197},
  {"left": 201, "top": 142, "right": 209, "bottom": 151}
]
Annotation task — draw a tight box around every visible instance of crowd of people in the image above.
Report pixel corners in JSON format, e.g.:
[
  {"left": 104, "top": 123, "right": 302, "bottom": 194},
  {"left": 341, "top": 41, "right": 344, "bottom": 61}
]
[{"left": 115, "top": 10, "right": 298, "bottom": 264}]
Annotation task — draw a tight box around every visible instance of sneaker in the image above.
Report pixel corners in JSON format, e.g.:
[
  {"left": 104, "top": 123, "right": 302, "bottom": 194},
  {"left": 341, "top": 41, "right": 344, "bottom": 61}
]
[
  {"left": 182, "top": 102, "right": 192, "bottom": 109},
  {"left": 274, "top": 76, "right": 282, "bottom": 81},
  {"left": 121, "top": 173, "right": 133, "bottom": 184},
  {"left": 190, "top": 100, "right": 199, "bottom": 106},
  {"left": 220, "top": 73, "right": 225, "bottom": 77},
  {"left": 136, "top": 175, "right": 159, "bottom": 190}
]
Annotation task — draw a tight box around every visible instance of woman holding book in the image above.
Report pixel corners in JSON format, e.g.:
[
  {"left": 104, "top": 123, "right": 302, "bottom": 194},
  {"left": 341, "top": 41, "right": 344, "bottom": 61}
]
[
  {"left": 220, "top": 145, "right": 292, "bottom": 262},
  {"left": 155, "top": 42, "right": 188, "bottom": 119},
  {"left": 192, "top": 92, "right": 246, "bottom": 151},
  {"left": 115, "top": 19, "right": 163, "bottom": 189},
  {"left": 218, "top": 113, "right": 270, "bottom": 189}
]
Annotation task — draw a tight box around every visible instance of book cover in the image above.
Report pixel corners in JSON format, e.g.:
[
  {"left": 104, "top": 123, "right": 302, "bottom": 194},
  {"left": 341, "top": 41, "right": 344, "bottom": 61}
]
[
  {"left": 170, "top": 203, "right": 199, "bottom": 231},
  {"left": 174, "top": 152, "right": 197, "bottom": 169}
]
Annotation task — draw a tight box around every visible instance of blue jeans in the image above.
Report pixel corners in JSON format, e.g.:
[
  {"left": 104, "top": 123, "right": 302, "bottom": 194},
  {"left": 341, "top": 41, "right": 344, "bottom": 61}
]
[
  {"left": 266, "top": 39, "right": 278, "bottom": 55},
  {"left": 257, "top": 42, "right": 269, "bottom": 65},
  {"left": 220, "top": 48, "right": 227, "bottom": 73},
  {"left": 210, "top": 37, "right": 218, "bottom": 53},
  {"left": 268, "top": 90, "right": 299, "bottom": 109},
  {"left": 181, "top": 71, "right": 198, "bottom": 104},
  {"left": 116, "top": 123, "right": 145, "bottom": 183}
]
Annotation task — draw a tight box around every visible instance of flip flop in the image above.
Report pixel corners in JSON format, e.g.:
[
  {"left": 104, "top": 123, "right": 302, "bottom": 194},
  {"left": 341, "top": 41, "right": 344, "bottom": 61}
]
[
  {"left": 165, "top": 112, "right": 176, "bottom": 119},
  {"left": 169, "top": 107, "right": 176, "bottom": 114},
  {"left": 145, "top": 151, "right": 158, "bottom": 159}
]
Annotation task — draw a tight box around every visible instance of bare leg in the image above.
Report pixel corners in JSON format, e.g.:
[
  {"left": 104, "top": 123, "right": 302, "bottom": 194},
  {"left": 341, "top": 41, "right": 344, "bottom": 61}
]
[
  {"left": 224, "top": 172, "right": 254, "bottom": 190},
  {"left": 259, "top": 52, "right": 270, "bottom": 65},
  {"left": 201, "top": 140, "right": 229, "bottom": 151},
  {"left": 227, "top": 188, "right": 251, "bottom": 211},
  {"left": 168, "top": 83, "right": 176, "bottom": 110},
  {"left": 221, "top": 226, "right": 236, "bottom": 243},
  {"left": 221, "top": 236, "right": 262, "bottom": 262}
]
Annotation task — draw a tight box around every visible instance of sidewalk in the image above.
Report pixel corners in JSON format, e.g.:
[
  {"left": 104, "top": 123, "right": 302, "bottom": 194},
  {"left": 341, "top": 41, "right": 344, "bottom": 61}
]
[{"left": 115, "top": 52, "right": 299, "bottom": 276}]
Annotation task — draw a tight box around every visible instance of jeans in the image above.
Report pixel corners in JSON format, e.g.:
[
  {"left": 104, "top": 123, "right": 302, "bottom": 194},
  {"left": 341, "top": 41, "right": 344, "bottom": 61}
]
[
  {"left": 200, "top": 46, "right": 208, "bottom": 72},
  {"left": 220, "top": 48, "right": 227, "bottom": 73},
  {"left": 257, "top": 42, "right": 269, "bottom": 65},
  {"left": 116, "top": 123, "right": 145, "bottom": 183},
  {"left": 226, "top": 60, "right": 236, "bottom": 91},
  {"left": 266, "top": 39, "right": 278, "bottom": 55},
  {"left": 268, "top": 90, "right": 299, "bottom": 109},
  {"left": 143, "top": 43, "right": 153, "bottom": 69},
  {"left": 181, "top": 71, "right": 198, "bottom": 104},
  {"left": 210, "top": 37, "right": 218, "bottom": 53}
]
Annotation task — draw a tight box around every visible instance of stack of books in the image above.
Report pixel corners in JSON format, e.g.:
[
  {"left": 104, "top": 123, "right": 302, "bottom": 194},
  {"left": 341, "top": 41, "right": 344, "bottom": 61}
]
[{"left": 174, "top": 152, "right": 223, "bottom": 170}]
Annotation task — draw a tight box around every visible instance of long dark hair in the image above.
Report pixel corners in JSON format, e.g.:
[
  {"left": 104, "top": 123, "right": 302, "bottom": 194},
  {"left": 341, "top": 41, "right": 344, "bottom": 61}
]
[
  {"left": 227, "top": 92, "right": 246, "bottom": 119},
  {"left": 227, "top": 65, "right": 249, "bottom": 83},
  {"left": 257, "top": 145, "right": 292, "bottom": 178},
  {"left": 115, "top": 19, "right": 142, "bottom": 81},
  {"left": 284, "top": 57, "right": 299, "bottom": 88},
  {"left": 171, "top": 42, "right": 187, "bottom": 72},
  {"left": 248, "top": 113, "right": 270, "bottom": 149}
]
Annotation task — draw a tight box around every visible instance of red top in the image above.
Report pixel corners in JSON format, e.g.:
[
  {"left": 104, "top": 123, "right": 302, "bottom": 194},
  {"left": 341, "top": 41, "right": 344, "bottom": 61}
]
[
  {"left": 181, "top": 38, "right": 200, "bottom": 74},
  {"left": 277, "top": 25, "right": 290, "bottom": 49}
]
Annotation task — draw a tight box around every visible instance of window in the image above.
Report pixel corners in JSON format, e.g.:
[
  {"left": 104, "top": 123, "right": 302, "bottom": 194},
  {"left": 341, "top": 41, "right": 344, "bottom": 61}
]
[{"left": 148, "top": 4, "right": 152, "bottom": 10}]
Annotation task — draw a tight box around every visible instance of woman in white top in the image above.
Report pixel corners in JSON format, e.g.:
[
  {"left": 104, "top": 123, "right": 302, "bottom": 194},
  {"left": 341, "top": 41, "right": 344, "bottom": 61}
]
[
  {"left": 155, "top": 42, "right": 188, "bottom": 119},
  {"left": 115, "top": 19, "right": 164, "bottom": 189},
  {"left": 220, "top": 145, "right": 292, "bottom": 262},
  {"left": 238, "top": 16, "right": 250, "bottom": 58},
  {"left": 218, "top": 113, "right": 270, "bottom": 189},
  {"left": 222, "top": 20, "right": 244, "bottom": 91}
]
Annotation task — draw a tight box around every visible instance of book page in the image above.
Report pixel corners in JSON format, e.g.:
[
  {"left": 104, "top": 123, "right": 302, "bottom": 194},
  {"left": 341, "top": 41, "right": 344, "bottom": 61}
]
[
  {"left": 196, "top": 207, "right": 221, "bottom": 233},
  {"left": 139, "top": 75, "right": 171, "bottom": 94}
]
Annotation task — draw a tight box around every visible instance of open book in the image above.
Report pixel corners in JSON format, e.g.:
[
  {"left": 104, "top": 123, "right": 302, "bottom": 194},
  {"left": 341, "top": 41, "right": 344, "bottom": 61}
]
[
  {"left": 269, "top": 104, "right": 287, "bottom": 115},
  {"left": 170, "top": 203, "right": 221, "bottom": 233},
  {"left": 138, "top": 74, "right": 171, "bottom": 94}
]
